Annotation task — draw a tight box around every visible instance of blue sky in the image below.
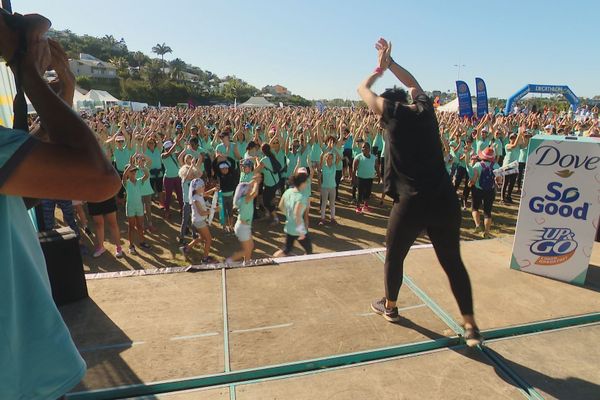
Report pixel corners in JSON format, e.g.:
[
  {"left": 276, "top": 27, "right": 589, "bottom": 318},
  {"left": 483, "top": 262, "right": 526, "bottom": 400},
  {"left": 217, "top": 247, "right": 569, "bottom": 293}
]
[{"left": 12, "top": 0, "right": 600, "bottom": 100}]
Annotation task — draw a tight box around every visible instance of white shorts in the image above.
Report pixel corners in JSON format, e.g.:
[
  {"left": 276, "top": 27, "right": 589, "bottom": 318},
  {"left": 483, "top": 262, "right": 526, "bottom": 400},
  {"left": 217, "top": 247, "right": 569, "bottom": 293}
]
[
  {"left": 234, "top": 220, "right": 252, "bottom": 242},
  {"left": 192, "top": 219, "right": 208, "bottom": 229}
]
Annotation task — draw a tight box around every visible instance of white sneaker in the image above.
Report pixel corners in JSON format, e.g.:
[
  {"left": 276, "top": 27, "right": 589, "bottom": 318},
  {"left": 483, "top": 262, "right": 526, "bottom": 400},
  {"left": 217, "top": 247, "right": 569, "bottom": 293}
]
[
  {"left": 115, "top": 248, "right": 124, "bottom": 258},
  {"left": 92, "top": 247, "right": 106, "bottom": 258}
]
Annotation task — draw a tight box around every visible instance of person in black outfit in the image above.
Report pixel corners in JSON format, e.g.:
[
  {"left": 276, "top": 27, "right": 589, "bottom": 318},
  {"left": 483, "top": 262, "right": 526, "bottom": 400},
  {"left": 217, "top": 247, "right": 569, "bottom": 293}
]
[{"left": 357, "top": 38, "right": 482, "bottom": 346}]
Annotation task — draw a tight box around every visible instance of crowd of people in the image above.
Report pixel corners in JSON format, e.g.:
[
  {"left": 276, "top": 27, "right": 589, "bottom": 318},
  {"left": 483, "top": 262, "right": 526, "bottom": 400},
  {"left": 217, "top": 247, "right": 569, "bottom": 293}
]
[{"left": 36, "top": 102, "right": 599, "bottom": 261}]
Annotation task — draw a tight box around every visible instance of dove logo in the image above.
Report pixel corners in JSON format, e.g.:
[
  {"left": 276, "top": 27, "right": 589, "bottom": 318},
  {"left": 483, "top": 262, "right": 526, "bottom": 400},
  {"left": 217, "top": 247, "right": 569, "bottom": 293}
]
[
  {"left": 530, "top": 227, "right": 578, "bottom": 266},
  {"left": 535, "top": 145, "right": 600, "bottom": 171},
  {"left": 529, "top": 182, "right": 590, "bottom": 220}
]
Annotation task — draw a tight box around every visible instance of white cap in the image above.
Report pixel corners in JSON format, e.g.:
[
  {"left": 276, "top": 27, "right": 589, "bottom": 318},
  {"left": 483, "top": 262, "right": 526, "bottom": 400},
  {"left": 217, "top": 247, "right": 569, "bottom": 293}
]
[{"left": 163, "top": 140, "right": 174, "bottom": 149}]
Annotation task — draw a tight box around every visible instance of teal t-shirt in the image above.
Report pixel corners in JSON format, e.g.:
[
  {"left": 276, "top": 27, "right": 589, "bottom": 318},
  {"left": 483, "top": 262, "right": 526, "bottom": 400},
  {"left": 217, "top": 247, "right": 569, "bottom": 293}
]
[
  {"left": 274, "top": 149, "right": 287, "bottom": 177},
  {"left": 372, "top": 133, "right": 384, "bottom": 149},
  {"left": 0, "top": 127, "right": 86, "bottom": 399},
  {"left": 113, "top": 146, "right": 131, "bottom": 171},
  {"left": 334, "top": 146, "right": 343, "bottom": 171},
  {"left": 299, "top": 146, "right": 310, "bottom": 168},
  {"left": 310, "top": 143, "right": 322, "bottom": 163},
  {"left": 503, "top": 144, "right": 520, "bottom": 166},
  {"left": 236, "top": 140, "right": 249, "bottom": 157},
  {"left": 236, "top": 196, "right": 254, "bottom": 223},
  {"left": 162, "top": 153, "right": 180, "bottom": 178},
  {"left": 137, "top": 169, "right": 154, "bottom": 196},
  {"left": 125, "top": 177, "right": 144, "bottom": 207},
  {"left": 261, "top": 156, "right": 278, "bottom": 187},
  {"left": 286, "top": 152, "right": 300, "bottom": 177},
  {"left": 215, "top": 142, "right": 237, "bottom": 160},
  {"left": 355, "top": 153, "right": 376, "bottom": 179},
  {"left": 282, "top": 188, "right": 307, "bottom": 236},
  {"left": 145, "top": 147, "right": 163, "bottom": 176},
  {"left": 321, "top": 164, "right": 336, "bottom": 189},
  {"left": 343, "top": 135, "right": 353, "bottom": 150},
  {"left": 518, "top": 143, "right": 528, "bottom": 163}
]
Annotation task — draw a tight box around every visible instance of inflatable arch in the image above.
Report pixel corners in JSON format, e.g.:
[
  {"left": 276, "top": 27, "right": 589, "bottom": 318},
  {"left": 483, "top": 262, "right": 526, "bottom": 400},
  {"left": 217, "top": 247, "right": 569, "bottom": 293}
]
[{"left": 505, "top": 84, "right": 579, "bottom": 114}]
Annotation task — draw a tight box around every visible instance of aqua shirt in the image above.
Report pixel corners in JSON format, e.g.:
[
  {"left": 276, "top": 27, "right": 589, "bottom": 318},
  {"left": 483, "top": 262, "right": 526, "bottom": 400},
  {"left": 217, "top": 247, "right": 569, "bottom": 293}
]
[
  {"left": 504, "top": 144, "right": 520, "bottom": 166},
  {"left": 162, "top": 154, "right": 180, "bottom": 178},
  {"left": 240, "top": 171, "right": 253, "bottom": 183},
  {"left": 0, "top": 127, "right": 86, "bottom": 399},
  {"left": 355, "top": 153, "right": 376, "bottom": 179},
  {"left": 475, "top": 138, "right": 491, "bottom": 154},
  {"left": 282, "top": 188, "right": 306, "bottom": 236},
  {"left": 113, "top": 146, "right": 131, "bottom": 171},
  {"left": 125, "top": 177, "right": 144, "bottom": 208},
  {"left": 310, "top": 143, "right": 322, "bottom": 162},
  {"left": 137, "top": 169, "right": 154, "bottom": 196},
  {"left": 274, "top": 149, "right": 287, "bottom": 177},
  {"left": 215, "top": 142, "right": 237, "bottom": 160},
  {"left": 237, "top": 140, "right": 248, "bottom": 157},
  {"left": 343, "top": 135, "right": 353, "bottom": 150},
  {"left": 261, "top": 156, "right": 278, "bottom": 187},
  {"left": 301, "top": 178, "right": 311, "bottom": 200},
  {"left": 518, "top": 144, "right": 528, "bottom": 163},
  {"left": 381, "top": 137, "right": 386, "bottom": 156},
  {"left": 321, "top": 164, "right": 337, "bottom": 189},
  {"left": 334, "top": 146, "right": 343, "bottom": 171},
  {"left": 372, "top": 133, "right": 384, "bottom": 149},
  {"left": 299, "top": 147, "right": 310, "bottom": 168},
  {"left": 145, "top": 147, "right": 163, "bottom": 175},
  {"left": 236, "top": 196, "right": 254, "bottom": 224},
  {"left": 352, "top": 146, "right": 362, "bottom": 159},
  {"left": 286, "top": 152, "right": 300, "bottom": 177}
]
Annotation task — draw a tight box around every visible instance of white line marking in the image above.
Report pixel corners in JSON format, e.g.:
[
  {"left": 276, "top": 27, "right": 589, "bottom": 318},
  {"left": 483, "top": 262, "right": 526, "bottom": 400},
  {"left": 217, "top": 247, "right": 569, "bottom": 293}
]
[
  {"left": 356, "top": 304, "right": 427, "bottom": 316},
  {"left": 231, "top": 323, "right": 293, "bottom": 334},
  {"left": 79, "top": 341, "right": 145, "bottom": 352},
  {"left": 170, "top": 332, "right": 219, "bottom": 341}
]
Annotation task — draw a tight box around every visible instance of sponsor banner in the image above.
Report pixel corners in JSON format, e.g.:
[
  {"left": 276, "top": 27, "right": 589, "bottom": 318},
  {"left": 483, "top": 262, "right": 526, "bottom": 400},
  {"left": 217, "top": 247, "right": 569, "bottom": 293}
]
[
  {"left": 456, "top": 80, "right": 473, "bottom": 118},
  {"left": 475, "top": 77, "right": 488, "bottom": 118},
  {"left": 511, "top": 135, "right": 600, "bottom": 285}
]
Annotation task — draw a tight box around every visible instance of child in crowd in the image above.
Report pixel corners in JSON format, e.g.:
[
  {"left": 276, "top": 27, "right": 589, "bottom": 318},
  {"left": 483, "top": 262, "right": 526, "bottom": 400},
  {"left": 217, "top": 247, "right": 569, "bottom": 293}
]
[
  {"left": 274, "top": 170, "right": 313, "bottom": 257},
  {"left": 122, "top": 159, "right": 151, "bottom": 254},
  {"left": 226, "top": 176, "right": 259, "bottom": 264},
  {"left": 178, "top": 154, "right": 202, "bottom": 244},
  {"left": 180, "top": 178, "right": 218, "bottom": 262}
]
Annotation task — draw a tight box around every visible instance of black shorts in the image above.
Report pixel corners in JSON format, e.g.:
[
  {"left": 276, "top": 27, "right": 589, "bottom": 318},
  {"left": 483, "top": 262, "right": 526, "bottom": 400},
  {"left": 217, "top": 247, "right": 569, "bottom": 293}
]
[
  {"left": 472, "top": 187, "right": 495, "bottom": 218},
  {"left": 342, "top": 149, "right": 353, "bottom": 168},
  {"left": 87, "top": 196, "right": 118, "bottom": 216}
]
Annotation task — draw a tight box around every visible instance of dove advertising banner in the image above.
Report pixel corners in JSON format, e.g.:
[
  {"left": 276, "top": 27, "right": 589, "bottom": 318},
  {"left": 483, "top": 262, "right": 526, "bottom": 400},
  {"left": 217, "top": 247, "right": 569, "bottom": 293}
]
[{"left": 511, "top": 135, "right": 600, "bottom": 285}]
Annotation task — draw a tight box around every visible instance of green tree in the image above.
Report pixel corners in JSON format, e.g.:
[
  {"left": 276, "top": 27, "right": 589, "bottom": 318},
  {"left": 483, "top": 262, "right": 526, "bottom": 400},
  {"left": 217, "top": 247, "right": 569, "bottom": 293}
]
[
  {"left": 142, "top": 59, "right": 165, "bottom": 87},
  {"left": 109, "top": 56, "right": 130, "bottom": 79},
  {"left": 151, "top": 42, "right": 173, "bottom": 68},
  {"left": 222, "top": 76, "right": 257, "bottom": 102},
  {"left": 169, "top": 58, "right": 187, "bottom": 82}
]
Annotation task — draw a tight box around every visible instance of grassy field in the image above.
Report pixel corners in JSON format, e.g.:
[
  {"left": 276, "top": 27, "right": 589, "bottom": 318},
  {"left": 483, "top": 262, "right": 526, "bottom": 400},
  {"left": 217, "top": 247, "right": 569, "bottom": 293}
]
[{"left": 69, "top": 180, "right": 520, "bottom": 274}]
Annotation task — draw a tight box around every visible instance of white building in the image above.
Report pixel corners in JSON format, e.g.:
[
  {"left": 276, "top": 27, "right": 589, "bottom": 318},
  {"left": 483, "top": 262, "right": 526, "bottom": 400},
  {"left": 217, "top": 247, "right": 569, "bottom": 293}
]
[{"left": 68, "top": 53, "right": 117, "bottom": 79}]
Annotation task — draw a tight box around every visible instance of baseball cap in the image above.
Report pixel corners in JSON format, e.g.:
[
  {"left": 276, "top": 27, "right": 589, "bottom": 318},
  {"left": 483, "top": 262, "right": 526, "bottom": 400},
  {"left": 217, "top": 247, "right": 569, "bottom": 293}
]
[
  {"left": 218, "top": 161, "right": 231, "bottom": 169},
  {"left": 163, "top": 140, "right": 174, "bottom": 149},
  {"left": 241, "top": 158, "right": 254, "bottom": 168}
]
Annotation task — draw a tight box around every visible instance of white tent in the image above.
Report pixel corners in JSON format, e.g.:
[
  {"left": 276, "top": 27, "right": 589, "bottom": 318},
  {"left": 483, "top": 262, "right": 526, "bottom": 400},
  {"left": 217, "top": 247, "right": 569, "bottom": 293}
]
[
  {"left": 85, "top": 89, "right": 120, "bottom": 102},
  {"left": 437, "top": 97, "right": 477, "bottom": 113},
  {"left": 239, "top": 96, "right": 276, "bottom": 108}
]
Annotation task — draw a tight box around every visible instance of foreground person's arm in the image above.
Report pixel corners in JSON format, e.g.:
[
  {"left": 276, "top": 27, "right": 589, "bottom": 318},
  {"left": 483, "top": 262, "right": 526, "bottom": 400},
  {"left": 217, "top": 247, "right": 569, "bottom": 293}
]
[{"left": 0, "top": 29, "right": 120, "bottom": 201}]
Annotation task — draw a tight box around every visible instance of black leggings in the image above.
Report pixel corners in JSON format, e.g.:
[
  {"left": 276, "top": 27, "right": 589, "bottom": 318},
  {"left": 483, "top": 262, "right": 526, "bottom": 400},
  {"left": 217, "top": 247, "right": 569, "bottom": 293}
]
[
  {"left": 502, "top": 173, "right": 517, "bottom": 200},
  {"left": 454, "top": 166, "right": 468, "bottom": 191},
  {"left": 517, "top": 162, "right": 526, "bottom": 190},
  {"left": 263, "top": 184, "right": 277, "bottom": 213},
  {"left": 385, "top": 184, "right": 474, "bottom": 315},
  {"left": 283, "top": 233, "right": 313, "bottom": 255},
  {"left": 357, "top": 177, "right": 373, "bottom": 203}
]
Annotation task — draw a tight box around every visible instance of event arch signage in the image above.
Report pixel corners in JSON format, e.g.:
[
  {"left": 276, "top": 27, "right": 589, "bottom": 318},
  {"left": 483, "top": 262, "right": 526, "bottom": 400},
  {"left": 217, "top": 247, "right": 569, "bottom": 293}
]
[{"left": 504, "top": 84, "right": 579, "bottom": 115}]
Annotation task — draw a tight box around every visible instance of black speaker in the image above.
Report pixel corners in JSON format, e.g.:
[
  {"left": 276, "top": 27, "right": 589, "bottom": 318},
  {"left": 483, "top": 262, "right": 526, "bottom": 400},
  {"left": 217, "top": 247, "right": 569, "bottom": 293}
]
[{"left": 38, "top": 227, "right": 88, "bottom": 306}]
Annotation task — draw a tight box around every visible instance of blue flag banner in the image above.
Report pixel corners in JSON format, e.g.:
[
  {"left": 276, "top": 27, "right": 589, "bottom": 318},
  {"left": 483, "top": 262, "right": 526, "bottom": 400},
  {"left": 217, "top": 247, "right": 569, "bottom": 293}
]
[
  {"left": 475, "top": 77, "right": 488, "bottom": 118},
  {"left": 455, "top": 81, "right": 473, "bottom": 118}
]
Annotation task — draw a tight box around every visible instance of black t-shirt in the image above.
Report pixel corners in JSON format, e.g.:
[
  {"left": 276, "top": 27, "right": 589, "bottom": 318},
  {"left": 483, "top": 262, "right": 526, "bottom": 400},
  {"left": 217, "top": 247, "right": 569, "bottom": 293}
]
[{"left": 381, "top": 93, "right": 448, "bottom": 199}]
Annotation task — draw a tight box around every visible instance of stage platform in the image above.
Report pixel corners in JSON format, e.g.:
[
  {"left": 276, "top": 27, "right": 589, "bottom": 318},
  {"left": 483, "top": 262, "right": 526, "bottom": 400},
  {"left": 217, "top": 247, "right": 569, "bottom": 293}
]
[{"left": 61, "top": 237, "right": 600, "bottom": 400}]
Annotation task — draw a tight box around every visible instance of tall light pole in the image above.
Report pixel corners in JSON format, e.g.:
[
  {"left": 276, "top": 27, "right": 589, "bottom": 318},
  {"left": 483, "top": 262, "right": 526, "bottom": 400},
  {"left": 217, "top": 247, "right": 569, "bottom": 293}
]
[{"left": 454, "top": 62, "right": 466, "bottom": 81}]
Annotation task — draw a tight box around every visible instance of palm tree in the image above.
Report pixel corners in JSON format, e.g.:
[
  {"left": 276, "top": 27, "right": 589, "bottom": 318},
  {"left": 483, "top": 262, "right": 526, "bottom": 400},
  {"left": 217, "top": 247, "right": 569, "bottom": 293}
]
[
  {"left": 132, "top": 51, "right": 147, "bottom": 67},
  {"left": 169, "top": 58, "right": 187, "bottom": 82},
  {"left": 151, "top": 43, "right": 173, "bottom": 68}
]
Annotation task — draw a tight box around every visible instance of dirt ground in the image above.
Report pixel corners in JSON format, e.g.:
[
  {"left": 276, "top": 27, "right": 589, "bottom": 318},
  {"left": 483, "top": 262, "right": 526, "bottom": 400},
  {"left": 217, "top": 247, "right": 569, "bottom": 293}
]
[{"left": 59, "top": 179, "right": 520, "bottom": 273}]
